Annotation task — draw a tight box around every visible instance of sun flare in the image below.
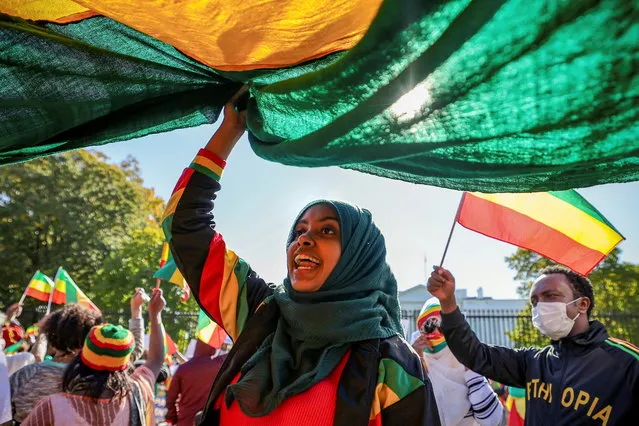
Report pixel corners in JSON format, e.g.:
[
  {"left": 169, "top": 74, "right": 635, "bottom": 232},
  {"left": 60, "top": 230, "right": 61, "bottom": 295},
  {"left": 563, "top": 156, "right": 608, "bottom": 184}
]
[{"left": 389, "top": 81, "right": 431, "bottom": 122}]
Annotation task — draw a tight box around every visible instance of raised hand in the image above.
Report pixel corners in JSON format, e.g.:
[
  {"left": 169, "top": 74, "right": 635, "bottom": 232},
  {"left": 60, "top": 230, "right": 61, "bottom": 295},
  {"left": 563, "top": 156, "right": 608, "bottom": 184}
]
[
  {"left": 412, "top": 334, "right": 434, "bottom": 354},
  {"left": 204, "top": 88, "right": 249, "bottom": 160},
  {"left": 6, "top": 303, "right": 23, "bottom": 322},
  {"left": 148, "top": 288, "right": 166, "bottom": 319},
  {"left": 427, "top": 266, "right": 457, "bottom": 313},
  {"left": 130, "top": 288, "right": 149, "bottom": 318}
]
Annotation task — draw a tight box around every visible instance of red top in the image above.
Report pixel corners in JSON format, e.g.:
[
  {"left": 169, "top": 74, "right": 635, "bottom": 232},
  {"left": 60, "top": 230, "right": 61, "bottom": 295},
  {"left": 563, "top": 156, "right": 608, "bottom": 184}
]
[
  {"left": 166, "top": 355, "right": 227, "bottom": 426},
  {"left": 219, "top": 351, "right": 351, "bottom": 426}
]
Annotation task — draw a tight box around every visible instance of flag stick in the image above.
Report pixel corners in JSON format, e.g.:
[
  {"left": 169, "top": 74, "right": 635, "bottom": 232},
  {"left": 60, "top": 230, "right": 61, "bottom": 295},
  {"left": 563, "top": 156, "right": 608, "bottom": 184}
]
[
  {"left": 155, "top": 278, "right": 162, "bottom": 289},
  {"left": 46, "top": 267, "right": 61, "bottom": 314},
  {"left": 45, "top": 282, "right": 55, "bottom": 315},
  {"left": 17, "top": 270, "right": 39, "bottom": 305},
  {"left": 439, "top": 194, "right": 465, "bottom": 267},
  {"left": 17, "top": 286, "right": 29, "bottom": 306}
]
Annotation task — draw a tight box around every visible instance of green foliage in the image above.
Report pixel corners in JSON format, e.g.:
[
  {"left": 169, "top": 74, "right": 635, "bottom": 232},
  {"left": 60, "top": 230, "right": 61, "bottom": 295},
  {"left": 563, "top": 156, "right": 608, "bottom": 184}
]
[
  {"left": 0, "top": 150, "right": 202, "bottom": 350},
  {"left": 504, "top": 248, "right": 639, "bottom": 346},
  {"left": 1, "top": 150, "right": 144, "bottom": 304}
]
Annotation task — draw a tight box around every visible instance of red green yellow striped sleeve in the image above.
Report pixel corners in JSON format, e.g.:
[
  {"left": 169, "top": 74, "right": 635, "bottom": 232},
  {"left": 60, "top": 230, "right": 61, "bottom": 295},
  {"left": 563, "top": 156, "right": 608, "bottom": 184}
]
[
  {"left": 363, "top": 336, "right": 440, "bottom": 426},
  {"left": 605, "top": 338, "right": 639, "bottom": 362},
  {"left": 163, "top": 149, "right": 273, "bottom": 342},
  {"left": 161, "top": 150, "right": 225, "bottom": 242},
  {"left": 368, "top": 358, "right": 424, "bottom": 425}
]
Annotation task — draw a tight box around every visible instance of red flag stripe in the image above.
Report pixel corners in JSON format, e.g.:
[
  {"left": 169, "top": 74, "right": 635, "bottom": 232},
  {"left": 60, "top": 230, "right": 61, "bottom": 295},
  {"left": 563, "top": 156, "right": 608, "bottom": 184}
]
[
  {"left": 457, "top": 193, "right": 605, "bottom": 275},
  {"left": 198, "top": 233, "right": 226, "bottom": 325},
  {"left": 171, "top": 168, "right": 195, "bottom": 194},
  {"left": 196, "top": 149, "right": 226, "bottom": 169}
]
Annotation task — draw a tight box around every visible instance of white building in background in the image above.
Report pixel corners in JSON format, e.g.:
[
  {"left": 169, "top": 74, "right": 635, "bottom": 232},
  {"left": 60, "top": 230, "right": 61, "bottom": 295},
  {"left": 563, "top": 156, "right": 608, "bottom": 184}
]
[{"left": 398, "top": 284, "right": 528, "bottom": 347}]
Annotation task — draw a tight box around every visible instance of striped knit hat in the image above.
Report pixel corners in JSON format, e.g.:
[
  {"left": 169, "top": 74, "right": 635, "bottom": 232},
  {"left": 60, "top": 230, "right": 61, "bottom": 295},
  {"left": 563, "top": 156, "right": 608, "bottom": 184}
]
[
  {"left": 80, "top": 324, "right": 135, "bottom": 372},
  {"left": 416, "top": 297, "right": 447, "bottom": 353}
]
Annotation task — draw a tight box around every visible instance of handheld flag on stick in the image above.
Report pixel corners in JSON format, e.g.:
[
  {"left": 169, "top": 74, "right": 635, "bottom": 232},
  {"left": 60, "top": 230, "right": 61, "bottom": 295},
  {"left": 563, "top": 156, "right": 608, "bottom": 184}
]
[
  {"left": 25, "top": 324, "right": 39, "bottom": 339},
  {"left": 197, "top": 310, "right": 227, "bottom": 349},
  {"left": 155, "top": 241, "right": 170, "bottom": 289},
  {"left": 456, "top": 190, "right": 624, "bottom": 275},
  {"left": 164, "top": 331, "right": 178, "bottom": 358},
  {"left": 20, "top": 271, "right": 54, "bottom": 303},
  {"left": 52, "top": 267, "right": 101, "bottom": 312},
  {"left": 154, "top": 242, "right": 190, "bottom": 302},
  {"left": 506, "top": 387, "right": 526, "bottom": 426}
]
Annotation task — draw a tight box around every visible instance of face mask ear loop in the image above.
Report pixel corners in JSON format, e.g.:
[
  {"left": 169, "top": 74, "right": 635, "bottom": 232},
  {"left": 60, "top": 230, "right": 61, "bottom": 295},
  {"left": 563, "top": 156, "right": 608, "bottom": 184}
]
[{"left": 568, "top": 297, "right": 583, "bottom": 321}]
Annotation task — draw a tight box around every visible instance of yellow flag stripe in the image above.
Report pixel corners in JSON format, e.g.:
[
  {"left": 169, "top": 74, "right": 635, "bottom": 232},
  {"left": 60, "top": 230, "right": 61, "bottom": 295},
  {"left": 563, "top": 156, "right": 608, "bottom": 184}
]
[
  {"left": 192, "top": 156, "right": 224, "bottom": 177},
  {"left": 198, "top": 323, "right": 215, "bottom": 342},
  {"left": 369, "top": 383, "right": 401, "bottom": 420},
  {"left": 67, "top": 0, "right": 382, "bottom": 71},
  {"left": 28, "top": 279, "right": 52, "bottom": 293},
  {"left": 218, "top": 249, "right": 240, "bottom": 342},
  {"left": 1, "top": 0, "right": 96, "bottom": 23},
  {"left": 469, "top": 192, "right": 623, "bottom": 254},
  {"left": 162, "top": 188, "right": 184, "bottom": 223}
]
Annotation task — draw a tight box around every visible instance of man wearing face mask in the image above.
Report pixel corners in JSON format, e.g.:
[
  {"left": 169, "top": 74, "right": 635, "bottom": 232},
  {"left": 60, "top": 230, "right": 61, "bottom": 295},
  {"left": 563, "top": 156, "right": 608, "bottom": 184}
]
[{"left": 428, "top": 265, "right": 638, "bottom": 426}]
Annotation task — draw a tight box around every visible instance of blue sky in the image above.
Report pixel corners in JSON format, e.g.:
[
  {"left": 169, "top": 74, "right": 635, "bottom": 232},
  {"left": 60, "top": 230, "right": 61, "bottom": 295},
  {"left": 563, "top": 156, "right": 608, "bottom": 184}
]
[{"left": 99, "top": 121, "right": 639, "bottom": 300}]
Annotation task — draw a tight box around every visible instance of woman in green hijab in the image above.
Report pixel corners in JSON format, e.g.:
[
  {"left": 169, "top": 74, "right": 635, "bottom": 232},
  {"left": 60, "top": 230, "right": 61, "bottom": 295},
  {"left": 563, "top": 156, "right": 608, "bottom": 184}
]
[{"left": 164, "top": 103, "right": 440, "bottom": 425}]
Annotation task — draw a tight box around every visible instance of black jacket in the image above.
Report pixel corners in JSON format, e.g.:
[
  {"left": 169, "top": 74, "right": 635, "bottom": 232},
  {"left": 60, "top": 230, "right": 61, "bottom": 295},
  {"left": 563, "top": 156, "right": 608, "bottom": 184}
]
[{"left": 441, "top": 308, "right": 639, "bottom": 425}]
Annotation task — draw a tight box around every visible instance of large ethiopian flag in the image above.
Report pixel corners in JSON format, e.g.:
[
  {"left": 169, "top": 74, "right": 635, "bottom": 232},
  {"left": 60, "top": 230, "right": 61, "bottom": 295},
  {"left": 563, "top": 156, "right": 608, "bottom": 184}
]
[
  {"left": 1, "top": 1, "right": 638, "bottom": 193},
  {"left": 52, "top": 267, "right": 101, "bottom": 312},
  {"left": 457, "top": 190, "right": 624, "bottom": 275}
]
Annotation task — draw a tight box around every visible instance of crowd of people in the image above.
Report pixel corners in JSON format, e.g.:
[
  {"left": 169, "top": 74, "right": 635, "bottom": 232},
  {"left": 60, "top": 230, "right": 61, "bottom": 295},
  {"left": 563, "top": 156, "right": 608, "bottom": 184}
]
[
  {"left": 1, "top": 287, "right": 168, "bottom": 426},
  {"left": 1, "top": 102, "right": 637, "bottom": 425}
]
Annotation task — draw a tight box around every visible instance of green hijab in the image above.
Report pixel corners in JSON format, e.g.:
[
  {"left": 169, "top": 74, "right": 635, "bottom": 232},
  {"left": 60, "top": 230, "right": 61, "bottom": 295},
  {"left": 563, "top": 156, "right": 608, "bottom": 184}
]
[{"left": 225, "top": 200, "right": 403, "bottom": 416}]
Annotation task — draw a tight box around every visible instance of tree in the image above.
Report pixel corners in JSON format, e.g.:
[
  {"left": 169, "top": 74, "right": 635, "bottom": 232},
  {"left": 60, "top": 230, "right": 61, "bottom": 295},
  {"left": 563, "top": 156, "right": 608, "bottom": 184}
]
[
  {"left": 0, "top": 150, "right": 201, "bottom": 348},
  {"left": 0, "top": 150, "right": 162, "bottom": 308},
  {"left": 505, "top": 248, "right": 639, "bottom": 346}
]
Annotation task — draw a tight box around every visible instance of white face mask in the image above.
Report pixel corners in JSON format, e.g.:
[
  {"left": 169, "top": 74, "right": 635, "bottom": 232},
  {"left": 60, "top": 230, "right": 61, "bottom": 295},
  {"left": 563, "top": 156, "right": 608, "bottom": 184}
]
[{"left": 532, "top": 298, "right": 582, "bottom": 340}]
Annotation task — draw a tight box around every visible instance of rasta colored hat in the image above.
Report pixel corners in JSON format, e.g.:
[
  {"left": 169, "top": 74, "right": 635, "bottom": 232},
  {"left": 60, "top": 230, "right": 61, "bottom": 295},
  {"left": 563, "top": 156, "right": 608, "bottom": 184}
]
[
  {"left": 80, "top": 324, "right": 135, "bottom": 371},
  {"left": 417, "top": 297, "right": 441, "bottom": 332},
  {"left": 417, "top": 297, "right": 447, "bottom": 354}
]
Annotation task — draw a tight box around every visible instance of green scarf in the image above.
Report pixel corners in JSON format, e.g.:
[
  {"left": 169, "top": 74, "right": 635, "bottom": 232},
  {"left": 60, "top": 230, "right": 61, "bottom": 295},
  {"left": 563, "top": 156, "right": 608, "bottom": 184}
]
[{"left": 225, "top": 200, "right": 403, "bottom": 416}]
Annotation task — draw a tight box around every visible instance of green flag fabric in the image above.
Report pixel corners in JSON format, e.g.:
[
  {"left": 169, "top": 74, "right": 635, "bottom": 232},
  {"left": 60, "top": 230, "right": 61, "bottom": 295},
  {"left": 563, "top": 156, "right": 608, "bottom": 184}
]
[{"left": 1, "top": 0, "right": 638, "bottom": 192}]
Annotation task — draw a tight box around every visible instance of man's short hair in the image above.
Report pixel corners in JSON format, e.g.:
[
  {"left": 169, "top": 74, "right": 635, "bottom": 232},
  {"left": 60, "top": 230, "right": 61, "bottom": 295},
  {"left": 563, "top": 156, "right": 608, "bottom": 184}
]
[
  {"left": 42, "top": 304, "right": 104, "bottom": 353},
  {"left": 540, "top": 265, "right": 595, "bottom": 316}
]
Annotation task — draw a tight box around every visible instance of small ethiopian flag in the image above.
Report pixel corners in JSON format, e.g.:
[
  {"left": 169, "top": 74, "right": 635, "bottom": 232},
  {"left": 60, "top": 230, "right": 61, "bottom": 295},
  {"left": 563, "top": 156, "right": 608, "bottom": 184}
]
[
  {"left": 457, "top": 190, "right": 624, "bottom": 275},
  {"left": 24, "top": 271, "right": 54, "bottom": 302},
  {"left": 154, "top": 242, "right": 190, "bottom": 302},
  {"left": 164, "top": 331, "right": 178, "bottom": 358},
  {"left": 197, "top": 310, "right": 227, "bottom": 349},
  {"left": 52, "top": 267, "right": 101, "bottom": 312}
]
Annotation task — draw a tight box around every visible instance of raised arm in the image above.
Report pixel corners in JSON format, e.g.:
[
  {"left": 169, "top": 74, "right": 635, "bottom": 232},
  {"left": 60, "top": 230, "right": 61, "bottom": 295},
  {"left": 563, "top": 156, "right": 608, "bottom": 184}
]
[
  {"left": 129, "top": 288, "right": 148, "bottom": 363},
  {"left": 428, "top": 267, "right": 532, "bottom": 388},
  {"left": 164, "top": 103, "right": 272, "bottom": 342},
  {"left": 143, "top": 288, "right": 166, "bottom": 378}
]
